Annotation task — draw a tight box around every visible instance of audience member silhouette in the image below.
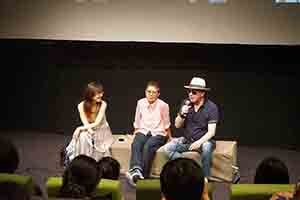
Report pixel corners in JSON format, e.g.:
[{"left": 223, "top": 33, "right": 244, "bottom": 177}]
[
  {"left": 160, "top": 157, "right": 209, "bottom": 200},
  {"left": 254, "top": 156, "right": 289, "bottom": 184},
  {"left": 97, "top": 156, "right": 120, "bottom": 180},
  {"left": 59, "top": 154, "right": 114, "bottom": 200},
  {"left": 0, "top": 137, "right": 43, "bottom": 197},
  {"left": 0, "top": 137, "right": 19, "bottom": 173},
  {"left": 59, "top": 155, "right": 101, "bottom": 198}
]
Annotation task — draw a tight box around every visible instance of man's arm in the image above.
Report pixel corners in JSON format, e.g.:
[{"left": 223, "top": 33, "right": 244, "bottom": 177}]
[
  {"left": 165, "top": 127, "right": 172, "bottom": 140},
  {"left": 189, "top": 123, "right": 216, "bottom": 150},
  {"left": 175, "top": 113, "right": 185, "bottom": 128},
  {"left": 162, "top": 104, "right": 172, "bottom": 139}
]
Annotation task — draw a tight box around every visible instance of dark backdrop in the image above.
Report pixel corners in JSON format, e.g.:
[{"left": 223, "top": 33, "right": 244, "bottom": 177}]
[{"left": 1, "top": 39, "right": 299, "bottom": 149}]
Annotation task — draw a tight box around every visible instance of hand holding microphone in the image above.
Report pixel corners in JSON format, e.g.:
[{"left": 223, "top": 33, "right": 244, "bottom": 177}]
[{"left": 180, "top": 99, "right": 191, "bottom": 118}]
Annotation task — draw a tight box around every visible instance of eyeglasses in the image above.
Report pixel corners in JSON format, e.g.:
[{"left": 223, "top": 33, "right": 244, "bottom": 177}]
[
  {"left": 146, "top": 90, "right": 158, "bottom": 95},
  {"left": 188, "top": 89, "right": 201, "bottom": 95}
]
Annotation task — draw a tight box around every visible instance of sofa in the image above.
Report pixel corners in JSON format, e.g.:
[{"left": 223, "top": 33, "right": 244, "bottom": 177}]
[{"left": 111, "top": 134, "right": 238, "bottom": 182}]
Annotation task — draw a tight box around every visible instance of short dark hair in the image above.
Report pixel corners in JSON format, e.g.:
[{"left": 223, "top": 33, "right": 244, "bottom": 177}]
[
  {"left": 160, "top": 158, "right": 205, "bottom": 200},
  {"left": 0, "top": 137, "right": 19, "bottom": 173},
  {"left": 59, "top": 155, "right": 101, "bottom": 198},
  {"left": 146, "top": 80, "right": 160, "bottom": 92},
  {"left": 254, "top": 156, "right": 289, "bottom": 184},
  {"left": 97, "top": 157, "right": 120, "bottom": 180}
]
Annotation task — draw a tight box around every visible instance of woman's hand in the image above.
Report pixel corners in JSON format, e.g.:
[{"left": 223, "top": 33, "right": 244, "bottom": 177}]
[{"left": 88, "top": 128, "right": 95, "bottom": 135}]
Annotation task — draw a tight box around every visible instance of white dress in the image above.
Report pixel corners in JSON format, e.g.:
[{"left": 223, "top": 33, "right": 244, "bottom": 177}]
[{"left": 66, "top": 104, "right": 114, "bottom": 162}]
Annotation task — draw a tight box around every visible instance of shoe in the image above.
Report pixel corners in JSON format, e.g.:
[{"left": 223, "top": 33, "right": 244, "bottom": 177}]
[
  {"left": 135, "top": 169, "right": 145, "bottom": 180},
  {"left": 126, "top": 169, "right": 144, "bottom": 187},
  {"left": 126, "top": 171, "right": 137, "bottom": 187},
  {"left": 232, "top": 173, "right": 241, "bottom": 184},
  {"left": 132, "top": 173, "right": 140, "bottom": 185},
  {"left": 232, "top": 165, "right": 240, "bottom": 184}
]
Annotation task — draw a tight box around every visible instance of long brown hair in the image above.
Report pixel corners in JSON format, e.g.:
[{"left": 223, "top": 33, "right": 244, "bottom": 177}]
[{"left": 83, "top": 82, "right": 104, "bottom": 118}]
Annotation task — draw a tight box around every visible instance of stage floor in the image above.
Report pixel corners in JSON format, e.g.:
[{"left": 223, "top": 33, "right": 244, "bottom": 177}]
[{"left": 1, "top": 130, "right": 300, "bottom": 200}]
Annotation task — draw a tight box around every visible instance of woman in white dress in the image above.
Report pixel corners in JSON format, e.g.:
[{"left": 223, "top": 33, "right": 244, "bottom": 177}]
[{"left": 66, "top": 82, "right": 114, "bottom": 162}]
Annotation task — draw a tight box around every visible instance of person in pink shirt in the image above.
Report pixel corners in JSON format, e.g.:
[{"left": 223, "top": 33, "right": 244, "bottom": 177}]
[{"left": 126, "top": 80, "right": 171, "bottom": 187}]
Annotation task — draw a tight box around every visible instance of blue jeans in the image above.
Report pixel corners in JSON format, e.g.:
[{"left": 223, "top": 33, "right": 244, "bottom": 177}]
[
  {"left": 129, "top": 132, "right": 167, "bottom": 178},
  {"left": 163, "top": 137, "right": 215, "bottom": 177}
]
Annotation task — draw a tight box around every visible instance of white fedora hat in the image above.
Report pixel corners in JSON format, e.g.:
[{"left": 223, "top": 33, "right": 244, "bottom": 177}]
[{"left": 184, "top": 77, "right": 210, "bottom": 91}]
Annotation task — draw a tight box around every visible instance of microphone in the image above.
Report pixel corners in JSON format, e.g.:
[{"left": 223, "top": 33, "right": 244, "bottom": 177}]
[
  {"left": 180, "top": 99, "right": 191, "bottom": 118},
  {"left": 184, "top": 99, "right": 191, "bottom": 106}
]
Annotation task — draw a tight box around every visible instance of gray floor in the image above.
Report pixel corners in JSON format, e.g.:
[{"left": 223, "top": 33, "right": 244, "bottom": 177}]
[{"left": 2, "top": 130, "right": 300, "bottom": 200}]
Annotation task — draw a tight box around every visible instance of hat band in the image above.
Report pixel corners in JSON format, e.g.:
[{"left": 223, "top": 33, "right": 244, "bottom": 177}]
[{"left": 188, "top": 84, "right": 207, "bottom": 89}]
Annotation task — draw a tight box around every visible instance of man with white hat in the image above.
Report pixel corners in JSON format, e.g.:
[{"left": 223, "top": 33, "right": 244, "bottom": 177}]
[{"left": 163, "top": 77, "right": 219, "bottom": 178}]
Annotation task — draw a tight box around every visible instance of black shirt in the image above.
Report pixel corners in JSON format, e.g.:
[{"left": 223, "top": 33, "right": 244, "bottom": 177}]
[{"left": 181, "top": 98, "right": 219, "bottom": 143}]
